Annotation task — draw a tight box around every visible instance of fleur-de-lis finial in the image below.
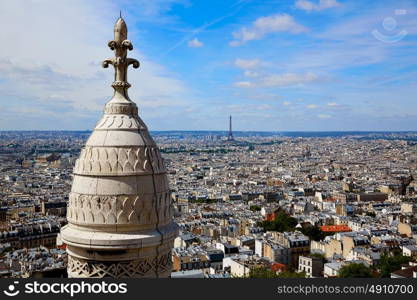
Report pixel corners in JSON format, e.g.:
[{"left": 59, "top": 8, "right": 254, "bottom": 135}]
[{"left": 102, "top": 16, "right": 140, "bottom": 99}]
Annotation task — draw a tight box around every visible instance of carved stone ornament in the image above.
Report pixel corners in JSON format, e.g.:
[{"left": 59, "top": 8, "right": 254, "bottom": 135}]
[{"left": 67, "top": 252, "right": 172, "bottom": 278}]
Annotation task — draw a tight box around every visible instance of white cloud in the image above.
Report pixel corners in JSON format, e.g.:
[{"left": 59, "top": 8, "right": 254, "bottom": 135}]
[
  {"left": 0, "top": 0, "right": 192, "bottom": 129},
  {"left": 234, "top": 81, "right": 253, "bottom": 87},
  {"left": 188, "top": 38, "right": 203, "bottom": 48},
  {"left": 235, "top": 72, "right": 320, "bottom": 88},
  {"left": 262, "top": 72, "right": 320, "bottom": 87},
  {"left": 285, "top": 6, "right": 417, "bottom": 74},
  {"left": 282, "top": 101, "right": 291, "bottom": 106},
  {"left": 295, "top": 0, "right": 341, "bottom": 12},
  {"left": 318, "top": 114, "right": 331, "bottom": 119},
  {"left": 227, "top": 103, "right": 273, "bottom": 113},
  {"left": 230, "top": 14, "right": 308, "bottom": 46},
  {"left": 327, "top": 102, "right": 338, "bottom": 106},
  {"left": 234, "top": 58, "right": 261, "bottom": 69},
  {"left": 259, "top": 104, "right": 272, "bottom": 110},
  {"left": 244, "top": 70, "right": 260, "bottom": 78},
  {"left": 306, "top": 104, "right": 318, "bottom": 109}
]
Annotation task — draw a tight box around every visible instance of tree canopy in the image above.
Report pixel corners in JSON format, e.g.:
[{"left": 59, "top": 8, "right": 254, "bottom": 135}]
[
  {"left": 249, "top": 205, "right": 261, "bottom": 212},
  {"left": 248, "top": 267, "right": 279, "bottom": 278},
  {"left": 338, "top": 263, "right": 373, "bottom": 278},
  {"left": 277, "top": 270, "right": 306, "bottom": 278},
  {"left": 299, "top": 225, "right": 328, "bottom": 242},
  {"left": 258, "top": 211, "right": 297, "bottom": 232},
  {"left": 248, "top": 267, "right": 305, "bottom": 278},
  {"left": 258, "top": 211, "right": 327, "bottom": 242},
  {"left": 378, "top": 252, "right": 411, "bottom": 278}
]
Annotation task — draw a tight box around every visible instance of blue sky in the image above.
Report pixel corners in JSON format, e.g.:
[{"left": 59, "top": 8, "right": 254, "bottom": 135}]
[{"left": 0, "top": 0, "right": 416, "bottom": 131}]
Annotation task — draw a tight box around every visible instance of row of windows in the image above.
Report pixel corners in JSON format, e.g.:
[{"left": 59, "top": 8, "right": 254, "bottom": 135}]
[
  {"left": 300, "top": 259, "right": 312, "bottom": 266},
  {"left": 299, "top": 266, "right": 311, "bottom": 273},
  {"left": 0, "top": 238, "right": 56, "bottom": 249},
  {"left": 180, "top": 261, "right": 211, "bottom": 270}
]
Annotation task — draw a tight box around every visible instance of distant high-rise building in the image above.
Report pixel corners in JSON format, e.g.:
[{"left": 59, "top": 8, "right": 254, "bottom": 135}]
[
  {"left": 227, "top": 115, "right": 234, "bottom": 141},
  {"left": 60, "top": 16, "right": 178, "bottom": 278},
  {"left": 303, "top": 146, "right": 311, "bottom": 158}
]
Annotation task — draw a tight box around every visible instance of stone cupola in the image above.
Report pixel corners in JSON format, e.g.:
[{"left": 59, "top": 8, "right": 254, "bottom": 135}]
[{"left": 60, "top": 16, "right": 178, "bottom": 278}]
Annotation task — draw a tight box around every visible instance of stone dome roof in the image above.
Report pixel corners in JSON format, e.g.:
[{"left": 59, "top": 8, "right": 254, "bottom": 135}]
[{"left": 60, "top": 16, "right": 178, "bottom": 278}]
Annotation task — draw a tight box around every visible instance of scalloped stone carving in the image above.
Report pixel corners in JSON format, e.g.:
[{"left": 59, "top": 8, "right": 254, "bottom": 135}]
[
  {"left": 73, "top": 146, "right": 166, "bottom": 176},
  {"left": 95, "top": 114, "right": 147, "bottom": 130},
  {"left": 67, "top": 192, "right": 173, "bottom": 226}
]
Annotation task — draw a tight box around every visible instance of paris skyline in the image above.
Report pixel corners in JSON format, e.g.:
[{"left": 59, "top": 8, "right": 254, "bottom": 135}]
[{"left": 0, "top": 0, "right": 416, "bottom": 131}]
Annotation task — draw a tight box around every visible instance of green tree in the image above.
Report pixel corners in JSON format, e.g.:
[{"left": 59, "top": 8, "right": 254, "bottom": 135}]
[
  {"left": 309, "top": 252, "right": 326, "bottom": 262},
  {"left": 378, "top": 253, "right": 411, "bottom": 278},
  {"left": 277, "top": 270, "right": 306, "bottom": 278},
  {"left": 300, "top": 225, "right": 327, "bottom": 241},
  {"left": 248, "top": 267, "right": 306, "bottom": 278},
  {"left": 257, "top": 211, "right": 298, "bottom": 232},
  {"left": 250, "top": 205, "right": 261, "bottom": 212},
  {"left": 365, "top": 211, "right": 376, "bottom": 217},
  {"left": 248, "top": 267, "right": 279, "bottom": 278},
  {"left": 338, "top": 263, "right": 373, "bottom": 278}
]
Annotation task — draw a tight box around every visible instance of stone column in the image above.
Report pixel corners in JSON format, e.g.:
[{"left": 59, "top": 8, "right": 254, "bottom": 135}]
[{"left": 60, "top": 16, "right": 178, "bottom": 278}]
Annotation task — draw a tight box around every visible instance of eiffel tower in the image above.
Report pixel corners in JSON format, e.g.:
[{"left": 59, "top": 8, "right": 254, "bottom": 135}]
[{"left": 227, "top": 115, "right": 234, "bottom": 141}]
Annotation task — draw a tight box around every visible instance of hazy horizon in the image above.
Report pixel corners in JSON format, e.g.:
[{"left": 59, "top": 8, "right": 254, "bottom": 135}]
[
  {"left": 2, "top": 129, "right": 417, "bottom": 133},
  {"left": 1, "top": 0, "right": 416, "bottom": 131}
]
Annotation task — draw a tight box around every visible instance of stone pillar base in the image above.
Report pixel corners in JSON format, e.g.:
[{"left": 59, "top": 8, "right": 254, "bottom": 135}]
[{"left": 67, "top": 252, "right": 172, "bottom": 278}]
